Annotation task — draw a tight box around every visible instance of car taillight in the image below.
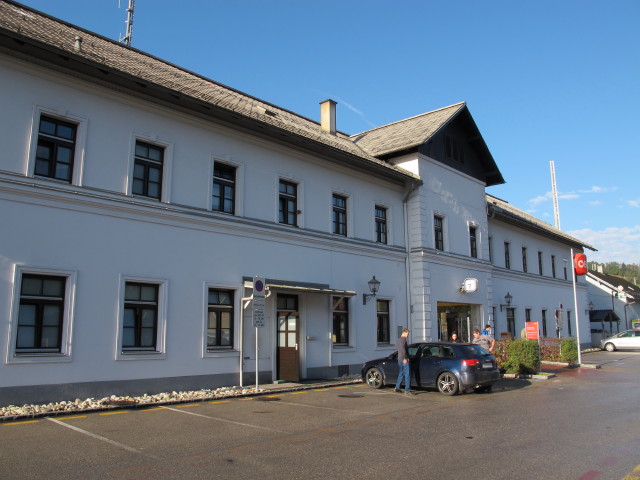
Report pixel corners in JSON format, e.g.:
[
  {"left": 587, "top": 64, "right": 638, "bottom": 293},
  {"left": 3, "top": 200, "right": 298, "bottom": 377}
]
[{"left": 462, "top": 359, "right": 480, "bottom": 367}]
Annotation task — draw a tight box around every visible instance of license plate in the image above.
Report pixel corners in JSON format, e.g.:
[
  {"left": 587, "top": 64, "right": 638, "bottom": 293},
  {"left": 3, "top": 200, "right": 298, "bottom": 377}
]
[{"left": 483, "top": 362, "right": 493, "bottom": 369}]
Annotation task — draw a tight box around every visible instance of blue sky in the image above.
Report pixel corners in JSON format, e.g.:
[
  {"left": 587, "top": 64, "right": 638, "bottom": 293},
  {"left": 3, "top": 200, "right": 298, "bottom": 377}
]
[{"left": 18, "top": 0, "right": 640, "bottom": 264}]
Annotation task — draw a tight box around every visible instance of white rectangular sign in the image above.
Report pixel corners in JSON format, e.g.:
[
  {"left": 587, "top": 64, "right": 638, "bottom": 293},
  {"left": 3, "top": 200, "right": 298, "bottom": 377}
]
[{"left": 253, "top": 276, "right": 266, "bottom": 328}]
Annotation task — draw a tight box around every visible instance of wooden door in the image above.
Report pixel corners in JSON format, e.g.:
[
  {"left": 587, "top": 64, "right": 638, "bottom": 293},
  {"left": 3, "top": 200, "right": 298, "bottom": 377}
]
[{"left": 277, "top": 311, "right": 300, "bottom": 381}]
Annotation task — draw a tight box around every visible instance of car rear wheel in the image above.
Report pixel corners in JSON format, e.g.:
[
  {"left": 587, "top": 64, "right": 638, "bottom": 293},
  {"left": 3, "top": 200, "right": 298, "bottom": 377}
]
[
  {"left": 437, "top": 372, "right": 459, "bottom": 396},
  {"left": 365, "top": 367, "right": 384, "bottom": 389},
  {"left": 604, "top": 342, "right": 616, "bottom": 352}
]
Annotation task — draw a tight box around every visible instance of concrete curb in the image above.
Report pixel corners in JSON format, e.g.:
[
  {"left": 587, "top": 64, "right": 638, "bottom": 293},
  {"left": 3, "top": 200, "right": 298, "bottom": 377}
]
[{"left": 502, "top": 373, "right": 556, "bottom": 380}]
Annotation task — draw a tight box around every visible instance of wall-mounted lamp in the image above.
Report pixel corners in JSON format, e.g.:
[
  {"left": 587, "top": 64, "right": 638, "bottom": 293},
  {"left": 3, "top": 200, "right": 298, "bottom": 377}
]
[
  {"left": 586, "top": 301, "right": 594, "bottom": 314},
  {"left": 499, "top": 292, "right": 513, "bottom": 312},
  {"left": 363, "top": 275, "right": 381, "bottom": 305}
]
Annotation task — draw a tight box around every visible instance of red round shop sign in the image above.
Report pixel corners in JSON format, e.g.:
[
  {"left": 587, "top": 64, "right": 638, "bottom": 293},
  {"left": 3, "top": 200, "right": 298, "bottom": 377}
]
[{"left": 574, "top": 253, "right": 587, "bottom": 275}]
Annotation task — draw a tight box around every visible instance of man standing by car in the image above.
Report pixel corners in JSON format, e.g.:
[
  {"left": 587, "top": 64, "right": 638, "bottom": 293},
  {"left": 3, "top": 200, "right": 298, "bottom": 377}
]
[
  {"left": 472, "top": 328, "right": 496, "bottom": 353},
  {"left": 395, "top": 328, "right": 413, "bottom": 395}
]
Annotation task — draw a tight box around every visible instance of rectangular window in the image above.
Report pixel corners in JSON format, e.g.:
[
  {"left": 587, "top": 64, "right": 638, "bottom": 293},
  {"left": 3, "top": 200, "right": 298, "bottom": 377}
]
[
  {"left": 444, "top": 135, "right": 464, "bottom": 163},
  {"left": 522, "top": 247, "right": 528, "bottom": 272},
  {"left": 434, "top": 216, "right": 444, "bottom": 251},
  {"left": 133, "top": 141, "right": 164, "bottom": 199},
  {"left": 488, "top": 236, "right": 493, "bottom": 263},
  {"left": 16, "top": 274, "right": 66, "bottom": 353},
  {"left": 551, "top": 255, "right": 557, "bottom": 278},
  {"left": 207, "top": 289, "right": 234, "bottom": 349},
  {"left": 332, "top": 194, "right": 347, "bottom": 236},
  {"left": 567, "top": 311, "right": 572, "bottom": 336},
  {"left": 541, "top": 309, "right": 548, "bottom": 337},
  {"left": 123, "top": 282, "right": 159, "bottom": 350},
  {"left": 212, "top": 163, "right": 236, "bottom": 214},
  {"left": 506, "top": 308, "right": 515, "bottom": 338},
  {"left": 504, "top": 242, "right": 511, "bottom": 269},
  {"left": 469, "top": 226, "right": 477, "bottom": 258},
  {"left": 525, "top": 308, "right": 531, "bottom": 323},
  {"left": 376, "top": 299, "right": 390, "bottom": 344},
  {"left": 35, "top": 115, "right": 77, "bottom": 183},
  {"left": 375, "top": 206, "right": 388, "bottom": 244},
  {"left": 332, "top": 296, "right": 349, "bottom": 345},
  {"left": 563, "top": 261, "right": 568, "bottom": 280},
  {"left": 279, "top": 180, "right": 298, "bottom": 226},
  {"left": 538, "top": 251, "right": 544, "bottom": 276}
]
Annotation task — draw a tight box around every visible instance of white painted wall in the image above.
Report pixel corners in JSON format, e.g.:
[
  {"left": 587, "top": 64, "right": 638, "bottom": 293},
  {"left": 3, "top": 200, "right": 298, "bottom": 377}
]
[{"left": 0, "top": 56, "right": 409, "bottom": 393}]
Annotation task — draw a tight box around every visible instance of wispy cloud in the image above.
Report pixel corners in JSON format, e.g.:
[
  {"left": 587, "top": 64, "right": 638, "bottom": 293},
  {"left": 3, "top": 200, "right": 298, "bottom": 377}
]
[
  {"left": 528, "top": 185, "right": 617, "bottom": 206},
  {"left": 627, "top": 199, "right": 640, "bottom": 208},
  {"left": 568, "top": 225, "right": 640, "bottom": 264}
]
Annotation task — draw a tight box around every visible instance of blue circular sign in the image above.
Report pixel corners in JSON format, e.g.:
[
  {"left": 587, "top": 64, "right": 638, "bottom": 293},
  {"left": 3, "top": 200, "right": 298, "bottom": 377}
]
[{"left": 255, "top": 279, "right": 264, "bottom": 292}]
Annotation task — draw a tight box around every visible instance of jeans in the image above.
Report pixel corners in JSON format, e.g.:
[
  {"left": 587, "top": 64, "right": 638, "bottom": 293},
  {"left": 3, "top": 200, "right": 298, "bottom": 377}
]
[{"left": 395, "top": 360, "right": 411, "bottom": 392}]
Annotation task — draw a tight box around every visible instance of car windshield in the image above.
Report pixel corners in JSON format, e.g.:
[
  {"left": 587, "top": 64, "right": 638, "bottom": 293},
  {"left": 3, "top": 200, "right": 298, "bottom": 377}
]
[{"left": 460, "top": 345, "right": 490, "bottom": 356}]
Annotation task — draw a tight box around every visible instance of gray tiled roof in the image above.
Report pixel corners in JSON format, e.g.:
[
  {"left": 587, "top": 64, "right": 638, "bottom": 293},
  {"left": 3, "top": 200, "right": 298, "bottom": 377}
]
[
  {"left": 487, "top": 194, "right": 596, "bottom": 251},
  {"left": 0, "top": 1, "right": 418, "bottom": 182},
  {"left": 350, "top": 103, "right": 466, "bottom": 157}
]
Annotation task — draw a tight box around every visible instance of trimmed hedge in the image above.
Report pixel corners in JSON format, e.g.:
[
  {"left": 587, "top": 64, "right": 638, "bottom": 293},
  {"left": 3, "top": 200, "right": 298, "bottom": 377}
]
[{"left": 494, "top": 337, "right": 579, "bottom": 373}]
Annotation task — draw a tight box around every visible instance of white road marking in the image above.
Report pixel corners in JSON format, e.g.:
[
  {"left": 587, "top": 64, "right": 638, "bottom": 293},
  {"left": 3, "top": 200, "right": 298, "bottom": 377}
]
[
  {"left": 47, "top": 417, "right": 157, "bottom": 458},
  {"left": 161, "top": 406, "right": 289, "bottom": 433}
]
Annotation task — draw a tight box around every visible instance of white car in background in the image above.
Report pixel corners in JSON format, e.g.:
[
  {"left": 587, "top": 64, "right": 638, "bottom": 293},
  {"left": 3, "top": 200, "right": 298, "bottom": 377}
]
[{"left": 600, "top": 329, "right": 640, "bottom": 351}]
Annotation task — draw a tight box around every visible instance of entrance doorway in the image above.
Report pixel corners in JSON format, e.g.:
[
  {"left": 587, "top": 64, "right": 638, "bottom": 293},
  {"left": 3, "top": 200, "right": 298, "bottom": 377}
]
[
  {"left": 276, "top": 294, "right": 300, "bottom": 382},
  {"left": 437, "top": 303, "right": 474, "bottom": 342}
]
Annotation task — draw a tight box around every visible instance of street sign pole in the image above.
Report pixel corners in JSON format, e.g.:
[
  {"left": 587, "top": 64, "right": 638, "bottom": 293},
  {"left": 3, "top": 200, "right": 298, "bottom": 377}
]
[{"left": 253, "top": 276, "right": 266, "bottom": 391}]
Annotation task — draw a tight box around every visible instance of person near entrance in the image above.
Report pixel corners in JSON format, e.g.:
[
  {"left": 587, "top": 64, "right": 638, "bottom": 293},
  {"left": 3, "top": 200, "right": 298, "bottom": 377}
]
[
  {"left": 394, "top": 328, "right": 413, "bottom": 395},
  {"left": 450, "top": 332, "right": 460, "bottom": 343},
  {"left": 472, "top": 328, "right": 496, "bottom": 353}
]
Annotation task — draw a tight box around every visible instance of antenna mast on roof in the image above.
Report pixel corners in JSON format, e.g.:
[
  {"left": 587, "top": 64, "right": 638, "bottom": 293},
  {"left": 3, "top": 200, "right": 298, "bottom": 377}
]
[
  {"left": 550, "top": 160, "right": 561, "bottom": 230},
  {"left": 119, "top": 0, "right": 136, "bottom": 46}
]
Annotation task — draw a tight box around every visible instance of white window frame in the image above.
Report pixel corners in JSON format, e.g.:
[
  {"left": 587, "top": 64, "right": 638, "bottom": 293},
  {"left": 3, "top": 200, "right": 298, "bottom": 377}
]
[
  {"left": 115, "top": 275, "right": 168, "bottom": 360},
  {"left": 468, "top": 221, "right": 479, "bottom": 258},
  {"left": 374, "top": 203, "right": 392, "bottom": 245},
  {"left": 331, "top": 296, "right": 354, "bottom": 350},
  {"left": 28, "top": 106, "right": 88, "bottom": 186},
  {"left": 202, "top": 282, "right": 241, "bottom": 358},
  {"left": 276, "top": 174, "right": 304, "bottom": 228},
  {"left": 330, "top": 189, "right": 351, "bottom": 238},
  {"left": 127, "top": 133, "right": 173, "bottom": 203},
  {"left": 6, "top": 265, "right": 77, "bottom": 364},
  {"left": 208, "top": 155, "right": 244, "bottom": 216},
  {"left": 433, "top": 212, "right": 446, "bottom": 251}
]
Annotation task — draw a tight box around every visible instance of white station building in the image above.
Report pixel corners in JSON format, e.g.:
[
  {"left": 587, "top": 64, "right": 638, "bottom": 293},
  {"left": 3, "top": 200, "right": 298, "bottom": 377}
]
[{"left": 0, "top": 1, "right": 595, "bottom": 405}]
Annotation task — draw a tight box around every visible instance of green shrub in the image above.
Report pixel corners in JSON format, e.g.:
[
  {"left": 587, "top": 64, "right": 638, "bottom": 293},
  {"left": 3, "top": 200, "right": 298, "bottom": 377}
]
[
  {"left": 503, "top": 339, "right": 540, "bottom": 374},
  {"left": 560, "top": 337, "right": 578, "bottom": 363}
]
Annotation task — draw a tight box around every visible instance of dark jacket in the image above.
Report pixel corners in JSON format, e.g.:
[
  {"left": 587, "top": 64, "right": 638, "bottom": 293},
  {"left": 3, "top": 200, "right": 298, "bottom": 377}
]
[{"left": 396, "top": 336, "right": 408, "bottom": 362}]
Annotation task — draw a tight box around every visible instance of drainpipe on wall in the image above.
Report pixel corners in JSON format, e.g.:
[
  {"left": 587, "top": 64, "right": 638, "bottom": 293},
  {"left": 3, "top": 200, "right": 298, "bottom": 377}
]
[{"left": 403, "top": 180, "right": 421, "bottom": 342}]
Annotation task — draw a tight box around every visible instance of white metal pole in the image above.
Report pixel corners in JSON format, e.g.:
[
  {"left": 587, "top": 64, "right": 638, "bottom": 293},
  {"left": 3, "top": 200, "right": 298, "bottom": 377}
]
[
  {"left": 255, "top": 326, "right": 259, "bottom": 391},
  {"left": 570, "top": 249, "right": 583, "bottom": 365}
]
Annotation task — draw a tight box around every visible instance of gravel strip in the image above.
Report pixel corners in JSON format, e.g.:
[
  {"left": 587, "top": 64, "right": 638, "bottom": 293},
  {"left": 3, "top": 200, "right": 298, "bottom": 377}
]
[{"left": 1, "top": 375, "right": 363, "bottom": 422}]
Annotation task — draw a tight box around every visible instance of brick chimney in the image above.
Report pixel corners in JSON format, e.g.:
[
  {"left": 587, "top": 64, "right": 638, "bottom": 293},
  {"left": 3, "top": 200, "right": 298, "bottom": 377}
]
[{"left": 320, "top": 99, "right": 337, "bottom": 134}]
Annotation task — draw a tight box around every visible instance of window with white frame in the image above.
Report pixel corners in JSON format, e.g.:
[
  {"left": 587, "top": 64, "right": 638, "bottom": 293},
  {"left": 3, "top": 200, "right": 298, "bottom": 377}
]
[
  {"left": 279, "top": 179, "right": 298, "bottom": 226},
  {"left": 35, "top": 115, "right": 77, "bottom": 183},
  {"left": 212, "top": 162, "right": 236, "bottom": 214},
  {"left": 332, "top": 296, "right": 349, "bottom": 345},
  {"left": 376, "top": 299, "right": 390, "bottom": 344},
  {"left": 9, "top": 267, "right": 76, "bottom": 362},
  {"left": 132, "top": 141, "right": 164, "bottom": 200},
  {"left": 30, "top": 108, "right": 87, "bottom": 186},
  {"left": 504, "top": 242, "right": 511, "bottom": 269},
  {"left": 434, "top": 215, "right": 444, "bottom": 251},
  {"left": 375, "top": 206, "right": 388, "bottom": 244},
  {"left": 332, "top": 194, "right": 347, "bottom": 236},
  {"left": 119, "top": 277, "right": 167, "bottom": 356},
  {"left": 469, "top": 226, "right": 478, "bottom": 258},
  {"left": 207, "top": 288, "right": 234, "bottom": 350}
]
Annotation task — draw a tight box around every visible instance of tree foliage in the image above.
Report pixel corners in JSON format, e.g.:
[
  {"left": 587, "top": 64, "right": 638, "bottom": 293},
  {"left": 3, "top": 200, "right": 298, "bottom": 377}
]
[{"left": 588, "top": 262, "right": 640, "bottom": 286}]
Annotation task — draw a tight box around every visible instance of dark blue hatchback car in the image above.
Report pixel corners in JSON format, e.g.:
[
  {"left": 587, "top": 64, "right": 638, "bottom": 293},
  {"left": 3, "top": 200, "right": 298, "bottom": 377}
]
[{"left": 361, "top": 342, "right": 500, "bottom": 395}]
